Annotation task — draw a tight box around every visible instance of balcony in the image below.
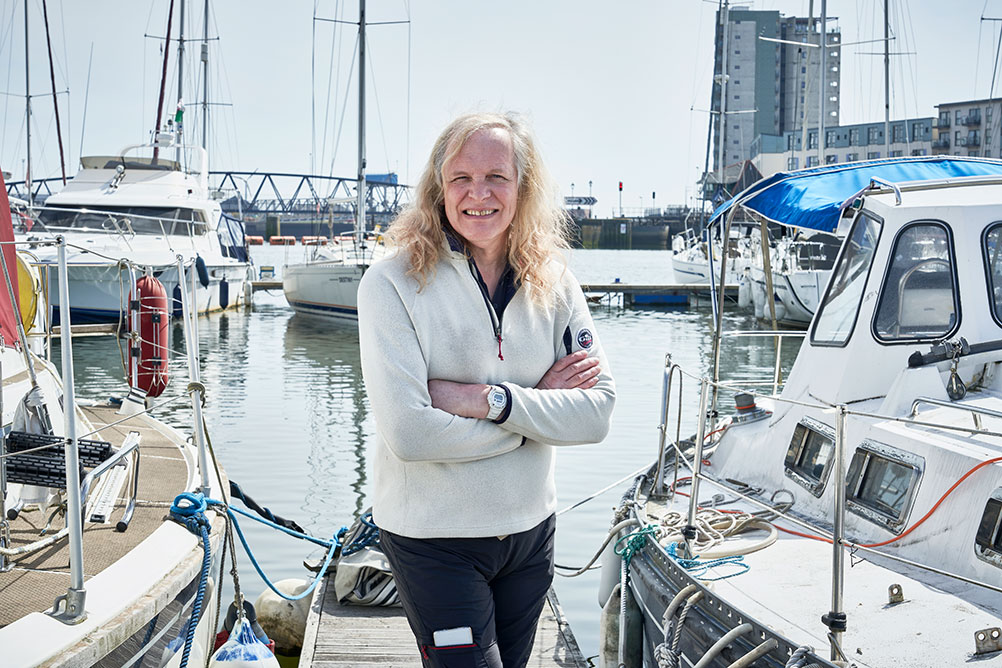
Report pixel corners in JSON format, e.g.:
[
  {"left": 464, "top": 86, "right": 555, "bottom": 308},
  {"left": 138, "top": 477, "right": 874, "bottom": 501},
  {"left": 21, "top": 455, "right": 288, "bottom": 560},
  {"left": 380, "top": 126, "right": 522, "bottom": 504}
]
[
  {"left": 966, "top": 135, "right": 982, "bottom": 147},
  {"left": 963, "top": 112, "right": 982, "bottom": 126},
  {"left": 932, "top": 138, "right": 950, "bottom": 149},
  {"left": 935, "top": 117, "right": 951, "bottom": 129}
]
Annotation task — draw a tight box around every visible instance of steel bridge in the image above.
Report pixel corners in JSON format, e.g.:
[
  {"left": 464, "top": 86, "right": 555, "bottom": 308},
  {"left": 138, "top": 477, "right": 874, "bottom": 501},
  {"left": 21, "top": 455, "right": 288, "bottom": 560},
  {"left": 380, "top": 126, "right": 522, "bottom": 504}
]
[{"left": 5, "top": 170, "right": 410, "bottom": 222}]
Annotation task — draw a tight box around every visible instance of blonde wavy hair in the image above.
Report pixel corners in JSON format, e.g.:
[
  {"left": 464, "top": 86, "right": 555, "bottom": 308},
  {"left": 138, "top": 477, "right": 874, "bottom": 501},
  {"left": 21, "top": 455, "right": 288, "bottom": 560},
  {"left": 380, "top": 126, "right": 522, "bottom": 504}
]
[{"left": 386, "top": 111, "right": 570, "bottom": 303}]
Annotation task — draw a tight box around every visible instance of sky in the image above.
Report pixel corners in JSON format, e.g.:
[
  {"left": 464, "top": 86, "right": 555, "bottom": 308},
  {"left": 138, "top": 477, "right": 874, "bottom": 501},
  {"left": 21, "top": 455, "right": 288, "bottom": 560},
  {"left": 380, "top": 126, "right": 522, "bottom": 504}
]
[{"left": 1, "top": 0, "right": 1002, "bottom": 217}]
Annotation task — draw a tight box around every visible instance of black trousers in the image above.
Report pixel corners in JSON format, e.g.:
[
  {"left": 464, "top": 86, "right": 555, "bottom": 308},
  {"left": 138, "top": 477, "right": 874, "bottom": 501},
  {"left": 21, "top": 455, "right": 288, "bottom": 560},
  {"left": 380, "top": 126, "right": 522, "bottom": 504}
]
[{"left": 379, "top": 514, "right": 556, "bottom": 668}]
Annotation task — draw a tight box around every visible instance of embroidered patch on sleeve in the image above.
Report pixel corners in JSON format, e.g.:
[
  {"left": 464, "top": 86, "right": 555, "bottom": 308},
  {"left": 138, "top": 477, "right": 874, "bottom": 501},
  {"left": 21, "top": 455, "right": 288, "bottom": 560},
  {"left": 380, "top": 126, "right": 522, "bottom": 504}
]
[{"left": 576, "top": 328, "right": 594, "bottom": 349}]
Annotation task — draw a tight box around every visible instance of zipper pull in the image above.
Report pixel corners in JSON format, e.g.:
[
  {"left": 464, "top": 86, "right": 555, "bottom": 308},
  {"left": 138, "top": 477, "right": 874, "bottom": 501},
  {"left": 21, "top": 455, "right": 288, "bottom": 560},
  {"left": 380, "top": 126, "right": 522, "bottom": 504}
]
[{"left": 496, "top": 329, "right": 504, "bottom": 361}]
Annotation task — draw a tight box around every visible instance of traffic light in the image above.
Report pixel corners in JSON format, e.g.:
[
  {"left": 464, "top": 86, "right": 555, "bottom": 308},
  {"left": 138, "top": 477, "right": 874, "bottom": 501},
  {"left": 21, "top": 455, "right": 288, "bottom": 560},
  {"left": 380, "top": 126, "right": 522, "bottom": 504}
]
[{"left": 618, "top": 181, "right": 623, "bottom": 191}]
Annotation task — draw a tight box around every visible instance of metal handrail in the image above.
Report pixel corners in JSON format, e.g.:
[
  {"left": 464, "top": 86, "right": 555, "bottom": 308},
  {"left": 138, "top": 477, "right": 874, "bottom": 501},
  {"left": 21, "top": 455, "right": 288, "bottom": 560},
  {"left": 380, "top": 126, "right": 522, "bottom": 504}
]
[
  {"left": 910, "top": 396, "right": 1002, "bottom": 431},
  {"left": 79, "top": 432, "right": 141, "bottom": 529}
]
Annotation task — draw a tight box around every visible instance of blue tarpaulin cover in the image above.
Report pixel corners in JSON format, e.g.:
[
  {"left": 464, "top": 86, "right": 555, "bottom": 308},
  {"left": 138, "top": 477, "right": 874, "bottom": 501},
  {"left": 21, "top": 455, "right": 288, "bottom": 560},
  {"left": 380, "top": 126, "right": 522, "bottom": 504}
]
[{"left": 709, "top": 156, "right": 1002, "bottom": 232}]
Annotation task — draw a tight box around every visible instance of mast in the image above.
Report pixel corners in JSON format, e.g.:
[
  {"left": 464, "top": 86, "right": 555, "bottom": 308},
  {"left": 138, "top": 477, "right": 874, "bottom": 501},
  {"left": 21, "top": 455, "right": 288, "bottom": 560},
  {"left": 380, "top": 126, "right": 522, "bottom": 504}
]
[
  {"left": 152, "top": 0, "right": 175, "bottom": 163},
  {"left": 356, "top": 0, "right": 367, "bottom": 243},
  {"left": 800, "top": 1, "right": 813, "bottom": 169},
  {"left": 201, "top": 0, "right": 209, "bottom": 153},
  {"left": 24, "top": 0, "right": 31, "bottom": 207},
  {"left": 176, "top": 0, "right": 185, "bottom": 164},
  {"left": 818, "top": 0, "right": 827, "bottom": 165},
  {"left": 716, "top": 0, "right": 729, "bottom": 189},
  {"left": 41, "top": 0, "right": 66, "bottom": 185},
  {"left": 883, "top": 0, "right": 890, "bottom": 156}
]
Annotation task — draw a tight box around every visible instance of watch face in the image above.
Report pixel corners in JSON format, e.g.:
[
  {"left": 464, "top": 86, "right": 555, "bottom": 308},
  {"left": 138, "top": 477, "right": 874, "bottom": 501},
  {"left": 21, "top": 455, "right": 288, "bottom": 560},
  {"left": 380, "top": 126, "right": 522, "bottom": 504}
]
[{"left": 489, "top": 388, "right": 506, "bottom": 407}]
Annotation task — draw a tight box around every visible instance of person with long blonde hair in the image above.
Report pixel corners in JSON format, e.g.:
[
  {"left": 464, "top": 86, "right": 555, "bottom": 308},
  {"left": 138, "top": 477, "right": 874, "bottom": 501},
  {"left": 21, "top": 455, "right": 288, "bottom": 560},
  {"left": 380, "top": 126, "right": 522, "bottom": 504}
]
[{"left": 358, "top": 111, "right": 615, "bottom": 667}]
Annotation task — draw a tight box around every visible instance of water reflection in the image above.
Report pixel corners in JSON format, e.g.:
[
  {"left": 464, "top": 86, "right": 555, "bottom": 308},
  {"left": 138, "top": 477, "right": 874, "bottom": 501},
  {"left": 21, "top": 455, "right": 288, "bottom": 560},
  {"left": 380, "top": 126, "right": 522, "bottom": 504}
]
[{"left": 281, "top": 314, "right": 370, "bottom": 522}]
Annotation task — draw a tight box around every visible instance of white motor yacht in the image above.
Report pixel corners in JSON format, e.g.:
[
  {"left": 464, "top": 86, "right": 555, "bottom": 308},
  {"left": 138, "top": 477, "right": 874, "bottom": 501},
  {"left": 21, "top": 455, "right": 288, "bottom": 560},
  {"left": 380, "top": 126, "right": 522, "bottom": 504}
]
[
  {"left": 21, "top": 139, "right": 252, "bottom": 324},
  {"left": 603, "top": 157, "right": 1002, "bottom": 668}
]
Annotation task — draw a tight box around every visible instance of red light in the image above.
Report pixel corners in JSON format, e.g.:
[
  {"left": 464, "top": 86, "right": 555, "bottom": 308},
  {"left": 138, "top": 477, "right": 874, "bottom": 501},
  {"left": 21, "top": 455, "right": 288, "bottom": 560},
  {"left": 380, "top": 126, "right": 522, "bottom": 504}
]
[{"left": 618, "top": 181, "right": 623, "bottom": 191}]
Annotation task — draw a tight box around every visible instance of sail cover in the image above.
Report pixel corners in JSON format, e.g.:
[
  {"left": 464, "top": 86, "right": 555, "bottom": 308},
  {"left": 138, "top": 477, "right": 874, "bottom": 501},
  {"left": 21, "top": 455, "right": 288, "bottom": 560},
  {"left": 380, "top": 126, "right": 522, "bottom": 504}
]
[
  {"left": 0, "top": 174, "right": 20, "bottom": 347},
  {"left": 709, "top": 156, "right": 1002, "bottom": 233}
]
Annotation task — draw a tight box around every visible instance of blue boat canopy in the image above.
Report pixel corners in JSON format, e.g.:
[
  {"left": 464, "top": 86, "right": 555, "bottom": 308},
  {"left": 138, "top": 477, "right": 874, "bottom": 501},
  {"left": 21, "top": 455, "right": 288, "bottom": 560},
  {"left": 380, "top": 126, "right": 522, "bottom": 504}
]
[{"left": 709, "top": 156, "right": 1002, "bottom": 232}]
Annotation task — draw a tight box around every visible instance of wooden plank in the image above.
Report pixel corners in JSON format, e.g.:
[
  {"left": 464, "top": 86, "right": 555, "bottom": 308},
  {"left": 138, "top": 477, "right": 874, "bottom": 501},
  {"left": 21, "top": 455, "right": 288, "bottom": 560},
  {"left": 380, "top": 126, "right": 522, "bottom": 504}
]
[
  {"left": 302, "top": 574, "right": 588, "bottom": 668},
  {"left": 252, "top": 280, "right": 283, "bottom": 291}
]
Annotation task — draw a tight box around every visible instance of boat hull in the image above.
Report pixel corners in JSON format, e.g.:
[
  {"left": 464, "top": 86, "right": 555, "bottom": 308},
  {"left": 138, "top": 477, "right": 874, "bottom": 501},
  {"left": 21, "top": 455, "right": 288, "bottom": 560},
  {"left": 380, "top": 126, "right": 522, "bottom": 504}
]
[{"left": 283, "top": 261, "right": 366, "bottom": 320}]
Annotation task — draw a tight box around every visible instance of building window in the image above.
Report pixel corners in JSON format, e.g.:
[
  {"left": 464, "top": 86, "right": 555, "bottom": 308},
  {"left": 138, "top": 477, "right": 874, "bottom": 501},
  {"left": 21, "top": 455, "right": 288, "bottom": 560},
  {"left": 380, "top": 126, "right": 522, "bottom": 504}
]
[
  {"left": 807, "top": 156, "right": 818, "bottom": 167},
  {"left": 849, "top": 128, "right": 860, "bottom": 145},
  {"left": 868, "top": 151, "right": 881, "bottom": 159},
  {"left": 826, "top": 154, "right": 838, "bottom": 164},
  {"left": 734, "top": 64, "right": 741, "bottom": 69},
  {"left": 911, "top": 148, "right": 927, "bottom": 156},
  {"left": 787, "top": 157, "right": 799, "bottom": 170},
  {"left": 956, "top": 110, "right": 964, "bottom": 123},
  {"left": 868, "top": 127, "right": 880, "bottom": 143},
  {"left": 971, "top": 150, "right": 981, "bottom": 157},
  {"left": 988, "top": 150, "right": 993, "bottom": 158},
  {"left": 801, "top": 81, "right": 806, "bottom": 89},
  {"left": 808, "top": 131, "right": 818, "bottom": 149},
  {"left": 893, "top": 125, "right": 905, "bottom": 143},
  {"left": 826, "top": 130, "right": 837, "bottom": 147},
  {"left": 988, "top": 106, "right": 995, "bottom": 121},
  {"left": 846, "top": 152, "right": 858, "bottom": 162},
  {"left": 956, "top": 131, "right": 962, "bottom": 142},
  {"left": 890, "top": 150, "right": 902, "bottom": 157},
  {"left": 801, "top": 66, "right": 807, "bottom": 73},
  {"left": 787, "top": 134, "right": 795, "bottom": 151},
  {"left": 911, "top": 122, "right": 925, "bottom": 141}
]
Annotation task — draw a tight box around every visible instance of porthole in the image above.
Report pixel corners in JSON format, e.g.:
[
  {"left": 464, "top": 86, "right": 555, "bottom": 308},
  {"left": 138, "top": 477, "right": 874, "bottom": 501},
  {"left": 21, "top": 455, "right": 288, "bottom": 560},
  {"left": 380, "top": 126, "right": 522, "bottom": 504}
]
[
  {"left": 975, "top": 488, "right": 1002, "bottom": 569},
  {"left": 846, "top": 440, "right": 924, "bottom": 533},
  {"left": 783, "top": 417, "right": 835, "bottom": 497}
]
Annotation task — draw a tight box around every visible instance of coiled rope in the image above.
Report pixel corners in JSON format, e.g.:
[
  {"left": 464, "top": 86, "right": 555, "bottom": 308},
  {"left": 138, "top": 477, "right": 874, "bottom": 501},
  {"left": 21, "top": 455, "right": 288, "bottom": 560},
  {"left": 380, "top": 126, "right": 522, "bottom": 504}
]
[{"left": 168, "top": 492, "right": 212, "bottom": 668}]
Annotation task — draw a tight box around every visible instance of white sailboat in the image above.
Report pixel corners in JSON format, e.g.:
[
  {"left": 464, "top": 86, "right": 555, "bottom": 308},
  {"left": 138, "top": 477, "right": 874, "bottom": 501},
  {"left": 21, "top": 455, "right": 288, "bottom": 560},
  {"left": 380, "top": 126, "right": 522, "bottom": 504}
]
[
  {"left": 283, "top": 0, "right": 386, "bottom": 321},
  {"left": 0, "top": 178, "right": 227, "bottom": 666}
]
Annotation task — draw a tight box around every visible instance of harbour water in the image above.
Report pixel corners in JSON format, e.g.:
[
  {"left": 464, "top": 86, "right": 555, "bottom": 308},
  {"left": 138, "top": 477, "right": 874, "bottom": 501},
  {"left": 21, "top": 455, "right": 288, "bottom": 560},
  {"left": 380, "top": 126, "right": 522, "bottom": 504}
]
[{"left": 56, "top": 247, "right": 799, "bottom": 660}]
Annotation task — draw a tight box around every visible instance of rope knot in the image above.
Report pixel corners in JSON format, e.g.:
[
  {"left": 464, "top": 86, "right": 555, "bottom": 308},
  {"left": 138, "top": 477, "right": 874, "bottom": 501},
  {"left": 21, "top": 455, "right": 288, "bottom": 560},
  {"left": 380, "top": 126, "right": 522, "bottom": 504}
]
[{"left": 170, "top": 492, "right": 211, "bottom": 533}]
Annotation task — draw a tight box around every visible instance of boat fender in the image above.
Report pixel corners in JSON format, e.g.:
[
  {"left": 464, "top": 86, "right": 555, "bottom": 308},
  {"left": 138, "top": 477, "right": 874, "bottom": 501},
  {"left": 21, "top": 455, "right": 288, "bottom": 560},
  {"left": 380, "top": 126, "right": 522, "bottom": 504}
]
[
  {"left": 597, "top": 531, "right": 623, "bottom": 607},
  {"left": 254, "top": 578, "right": 312, "bottom": 655},
  {"left": 209, "top": 618, "right": 280, "bottom": 668},
  {"left": 597, "top": 583, "right": 621, "bottom": 668},
  {"left": 213, "top": 599, "right": 273, "bottom": 654},
  {"left": 172, "top": 283, "right": 184, "bottom": 318},
  {"left": 737, "top": 269, "right": 751, "bottom": 309},
  {"left": 129, "top": 275, "right": 169, "bottom": 398},
  {"left": 195, "top": 255, "right": 210, "bottom": 288},
  {"left": 219, "top": 277, "right": 230, "bottom": 309}
]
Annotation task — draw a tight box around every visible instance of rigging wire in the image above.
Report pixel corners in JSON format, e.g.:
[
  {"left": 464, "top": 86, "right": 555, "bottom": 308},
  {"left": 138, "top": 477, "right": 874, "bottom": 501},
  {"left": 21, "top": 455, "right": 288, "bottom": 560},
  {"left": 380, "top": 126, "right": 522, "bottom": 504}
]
[
  {"left": 328, "top": 32, "right": 359, "bottom": 180},
  {"left": 405, "top": 0, "right": 411, "bottom": 181},
  {"left": 319, "top": 0, "right": 343, "bottom": 177},
  {"left": 365, "top": 42, "right": 391, "bottom": 176}
]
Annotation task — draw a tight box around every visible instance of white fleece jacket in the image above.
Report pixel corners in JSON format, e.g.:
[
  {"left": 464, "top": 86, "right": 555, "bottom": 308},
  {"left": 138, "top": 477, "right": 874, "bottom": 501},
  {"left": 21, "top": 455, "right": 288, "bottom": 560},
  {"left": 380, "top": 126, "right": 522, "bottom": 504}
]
[{"left": 357, "top": 245, "right": 616, "bottom": 538}]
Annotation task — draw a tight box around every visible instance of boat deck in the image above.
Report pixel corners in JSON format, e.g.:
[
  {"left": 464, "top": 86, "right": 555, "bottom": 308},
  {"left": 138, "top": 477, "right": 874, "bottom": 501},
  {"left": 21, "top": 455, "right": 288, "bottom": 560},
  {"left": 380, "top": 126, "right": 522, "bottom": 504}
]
[
  {"left": 0, "top": 404, "right": 190, "bottom": 626},
  {"left": 300, "top": 576, "right": 588, "bottom": 667}
]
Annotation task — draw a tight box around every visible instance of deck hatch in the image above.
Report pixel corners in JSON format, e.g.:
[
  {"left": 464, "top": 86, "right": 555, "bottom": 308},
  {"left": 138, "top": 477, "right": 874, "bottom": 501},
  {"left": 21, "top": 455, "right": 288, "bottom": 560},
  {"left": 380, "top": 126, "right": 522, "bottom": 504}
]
[
  {"left": 845, "top": 439, "right": 924, "bottom": 533},
  {"left": 783, "top": 416, "right": 835, "bottom": 497},
  {"left": 975, "top": 489, "right": 1002, "bottom": 569}
]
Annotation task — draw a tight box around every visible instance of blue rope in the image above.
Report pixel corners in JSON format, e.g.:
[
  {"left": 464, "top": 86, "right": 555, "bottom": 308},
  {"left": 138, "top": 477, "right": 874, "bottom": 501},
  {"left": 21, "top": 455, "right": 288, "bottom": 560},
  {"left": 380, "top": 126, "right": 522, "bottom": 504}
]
[
  {"left": 666, "top": 542, "right": 750, "bottom": 581},
  {"left": 169, "top": 492, "right": 212, "bottom": 668},
  {"left": 203, "top": 497, "right": 339, "bottom": 602},
  {"left": 227, "top": 504, "right": 333, "bottom": 548}
]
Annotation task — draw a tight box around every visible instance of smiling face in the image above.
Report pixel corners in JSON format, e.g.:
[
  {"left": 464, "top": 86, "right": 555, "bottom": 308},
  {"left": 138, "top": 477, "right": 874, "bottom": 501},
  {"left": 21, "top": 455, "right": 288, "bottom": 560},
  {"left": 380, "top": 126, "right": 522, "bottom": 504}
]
[{"left": 441, "top": 127, "right": 519, "bottom": 265}]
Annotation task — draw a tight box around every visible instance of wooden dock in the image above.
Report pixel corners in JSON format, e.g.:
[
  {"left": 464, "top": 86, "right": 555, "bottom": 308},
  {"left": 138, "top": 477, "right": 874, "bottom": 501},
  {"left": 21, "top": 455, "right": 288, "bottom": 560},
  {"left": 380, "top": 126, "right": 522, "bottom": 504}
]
[
  {"left": 300, "top": 576, "right": 588, "bottom": 667},
  {"left": 251, "top": 280, "right": 737, "bottom": 306},
  {"left": 580, "top": 282, "right": 737, "bottom": 306}
]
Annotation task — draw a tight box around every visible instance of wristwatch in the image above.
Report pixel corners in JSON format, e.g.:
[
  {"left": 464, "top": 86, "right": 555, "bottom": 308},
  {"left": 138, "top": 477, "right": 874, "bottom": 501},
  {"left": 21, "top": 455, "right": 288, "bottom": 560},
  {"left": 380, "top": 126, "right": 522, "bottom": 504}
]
[{"left": 485, "top": 385, "right": 507, "bottom": 421}]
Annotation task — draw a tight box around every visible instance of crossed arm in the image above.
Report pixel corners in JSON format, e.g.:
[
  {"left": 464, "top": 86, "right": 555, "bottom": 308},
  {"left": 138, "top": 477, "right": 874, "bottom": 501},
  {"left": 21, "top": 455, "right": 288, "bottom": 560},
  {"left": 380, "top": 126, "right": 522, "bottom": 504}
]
[{"left": 428, "top": 350, "right": 602, "bottom": 419}]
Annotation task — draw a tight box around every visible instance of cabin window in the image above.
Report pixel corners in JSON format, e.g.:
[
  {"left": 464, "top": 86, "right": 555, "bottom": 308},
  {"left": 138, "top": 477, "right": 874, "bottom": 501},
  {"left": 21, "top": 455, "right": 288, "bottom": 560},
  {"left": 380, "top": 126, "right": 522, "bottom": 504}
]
[
  {"left": 846, "top": 440, "right": 923, "bottom": 533},
  {"left": 37, "top": 205, "right": 208, "bottom": 236},
  {"left": 873, "top": 222, "right": 958, "bottom": 342},
  {"left": 975, "top": 489, "right": 1002, "bottom": 569},
  {"left": 982, "top": 223, "right": 1002, "bottom": 324},
  {"left": 784, "top": 417, "right": 835, "bottom": 497},
  {"left": 812, "top": 212, "right": 882, "bottom": 346}
]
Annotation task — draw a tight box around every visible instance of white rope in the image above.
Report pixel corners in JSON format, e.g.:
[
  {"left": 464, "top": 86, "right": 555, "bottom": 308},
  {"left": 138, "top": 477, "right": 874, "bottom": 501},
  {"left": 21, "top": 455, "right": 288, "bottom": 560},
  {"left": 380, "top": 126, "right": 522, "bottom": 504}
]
[{"left": 0, "top": 527, "right": 69, "bottom": 557}]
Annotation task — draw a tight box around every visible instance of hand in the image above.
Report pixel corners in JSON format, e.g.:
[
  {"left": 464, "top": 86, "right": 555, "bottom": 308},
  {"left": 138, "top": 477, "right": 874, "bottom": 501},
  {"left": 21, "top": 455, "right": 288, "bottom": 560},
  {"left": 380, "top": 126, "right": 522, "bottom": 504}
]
[
  {"left": 536, "top": 350, "right": 601, "bottom": 390},
  {"left": 428, "top": 379, "right": 489, "bottom": 419}
]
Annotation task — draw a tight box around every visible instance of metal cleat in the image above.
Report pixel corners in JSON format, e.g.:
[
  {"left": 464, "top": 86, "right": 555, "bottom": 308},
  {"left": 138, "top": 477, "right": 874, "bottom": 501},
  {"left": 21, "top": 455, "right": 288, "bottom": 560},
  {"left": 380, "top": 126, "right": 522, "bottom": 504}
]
[
  {"left": 974, "top": 628, "right": 1002, "bottom": 656},
  {"left": 887, "top": 584, "right": 904, "bottom": 605}
]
